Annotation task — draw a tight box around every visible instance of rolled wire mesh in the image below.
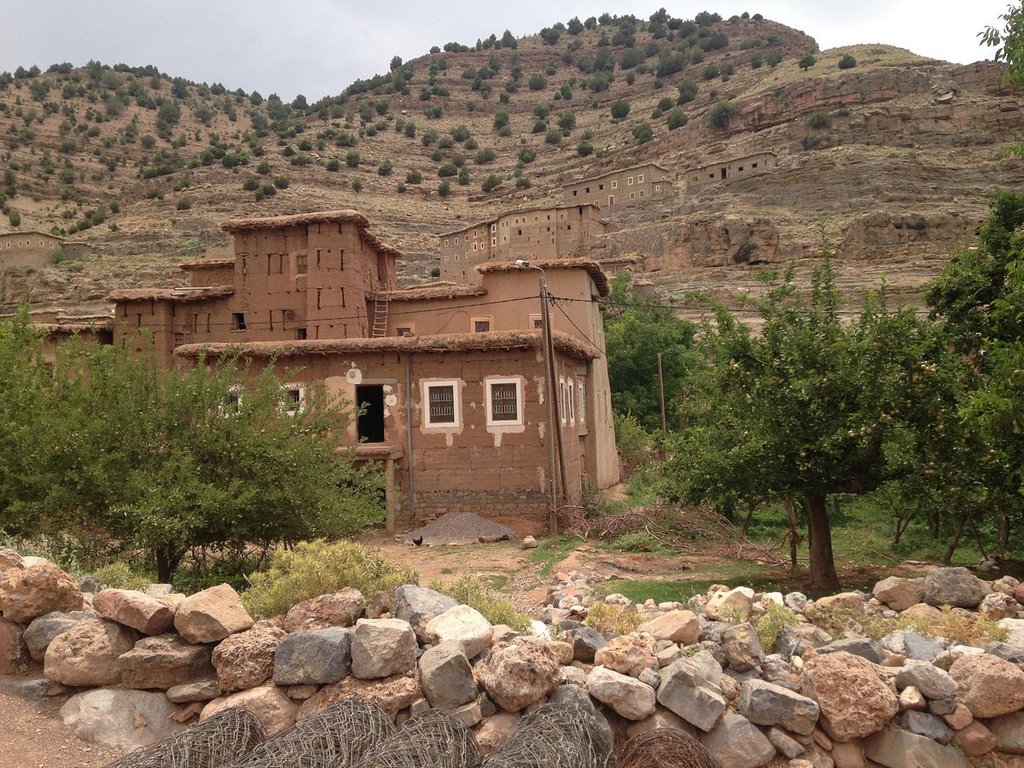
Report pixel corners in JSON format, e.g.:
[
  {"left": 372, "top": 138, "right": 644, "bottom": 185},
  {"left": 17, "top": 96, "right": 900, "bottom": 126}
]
[
  {"left": 616, "top": 728, "right": 723, "bottom": 768},
  {"left": 229, "top": 699, "right": 396, "bottom": 768},
  {"left": 103, "top": 707, "right": 267, "bottom": 768},
  {"left": 355, "top": 708, "right": 482, "bottom": 768},
  {"left": 482, "top": 700, "right": 613, "bottom": 768}
]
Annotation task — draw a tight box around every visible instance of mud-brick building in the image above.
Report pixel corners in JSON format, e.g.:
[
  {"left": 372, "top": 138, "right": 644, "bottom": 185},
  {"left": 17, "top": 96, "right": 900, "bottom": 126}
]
[
  {"left": 438, "top": 204, "right": 605, "bottom": 283},
  {"left": 685, "top": 151, "right": 777, "bottom": 188},
  {"left": 563, "top": 162, "right": 674, "bottom": 209},
  {"left": 112, "top": 211, "right": 619, "bottom": 533},
  {"left": 0, "top": 230, "right": 63, "bottom": 271}
]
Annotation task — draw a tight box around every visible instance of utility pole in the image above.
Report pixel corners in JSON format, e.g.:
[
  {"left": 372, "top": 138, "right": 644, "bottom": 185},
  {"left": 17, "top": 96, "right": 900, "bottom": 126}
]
[{"left": 657, "top": 352, "right": 667, "bottom": 432}]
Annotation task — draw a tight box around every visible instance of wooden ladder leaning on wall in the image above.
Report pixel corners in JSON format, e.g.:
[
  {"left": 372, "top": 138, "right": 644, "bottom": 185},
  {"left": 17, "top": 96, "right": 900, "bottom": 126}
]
[{"left": 371, "top": 291, "right": 389, "bottom": 337}]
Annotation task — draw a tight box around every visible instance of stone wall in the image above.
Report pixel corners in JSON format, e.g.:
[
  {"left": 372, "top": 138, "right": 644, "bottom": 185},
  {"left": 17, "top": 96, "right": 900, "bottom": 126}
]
[{"left": 2, "top": 546, "right": 1024, "bottom": 766}]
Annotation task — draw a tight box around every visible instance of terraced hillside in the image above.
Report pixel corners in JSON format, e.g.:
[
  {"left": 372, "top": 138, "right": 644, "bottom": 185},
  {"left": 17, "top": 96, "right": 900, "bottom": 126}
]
[{"left": 0, "top": 11, "right": 1020, "bottom": 317}]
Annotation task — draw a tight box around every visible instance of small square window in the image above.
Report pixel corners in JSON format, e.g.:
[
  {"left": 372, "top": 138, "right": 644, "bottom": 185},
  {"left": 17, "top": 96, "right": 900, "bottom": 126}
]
[
  {"left": 295, "top": 254, "right": 307, "bottom": 275},
  {"left": 611, "top": 180, "right": 618, "bottom": 189},
  {"left": 627, "top": 176, "right": 634, "bottom": 185},
  {"left": 486, "top": 378, "right": 524, "bottom": 426},
  {"left": 232, "top": 312, "right": 246, "bottom": 331},
  {"left": 473, "top": 319, "right": 491, "bottom": 333},
  {"left": 752, "top": 162, "right": 759, "bottom": 168},
  {"left": 491, "top": 237, "right": 497, "bottom": 247},
  {"left": 281, "top": 384, "right": 306, "bottom": 416},
  {"left": 424, "top": 381, "right": 459, "bottom": 427},
  {"left": 638, "top": 174, "right": 645, "bottom": 183},
  {"left": 396, "top": 326, "right": 414, "bottom": 337}
]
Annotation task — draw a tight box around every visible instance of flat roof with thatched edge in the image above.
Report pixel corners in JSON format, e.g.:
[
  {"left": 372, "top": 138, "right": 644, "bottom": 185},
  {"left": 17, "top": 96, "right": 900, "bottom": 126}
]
[
  {"left": 566, "top": 160, "right": 673, "bottom": 186},
  {"left": 437, "top": 203, "right": 601, "bottom": 237},
  {"left": 476, "top": 258, "right": 610, "bottom": 297},
  {"left": 179, "top": 258, "right": 235, "bottom": 270},
  {"left": 107, "top": 286, "right": 235, "bottom": 303},
  {"left": 174, "top": 329, "right": 599, "bottom": 362},
  {"left": 371, "top": 283, "right": 487, "bottom": 302},
  {"left": 220, "top": 210, "right": 403, "bottom": 259}
]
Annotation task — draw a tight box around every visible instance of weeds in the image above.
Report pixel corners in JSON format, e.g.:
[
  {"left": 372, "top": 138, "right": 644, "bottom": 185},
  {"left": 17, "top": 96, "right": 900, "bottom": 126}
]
[
  {"left": 755, "top": 603, "right": 799, "bottom": 649},
  {"left": 585, "top": 601, "right": 644, "bottom": 635},
  {"left": 430, "top": 574, "right": 530, "bottom": 631}
]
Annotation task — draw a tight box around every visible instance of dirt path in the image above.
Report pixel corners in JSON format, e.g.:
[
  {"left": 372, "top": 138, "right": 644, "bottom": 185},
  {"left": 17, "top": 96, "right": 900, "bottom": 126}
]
[{"left": 0, "top": 691, "right": 117, "bottom": 767}]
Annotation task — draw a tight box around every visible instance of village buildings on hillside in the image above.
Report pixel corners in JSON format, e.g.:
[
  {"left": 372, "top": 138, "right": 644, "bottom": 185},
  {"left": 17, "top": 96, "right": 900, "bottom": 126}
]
[
  {"left": 563, "top": 162, "right": 674, "bottom": 209},
  {"left": 108, "top": 211, "right": 619, "bottom": 533},
  {"left": 685, "top": 151, "right": 778, "bottom": 189}
]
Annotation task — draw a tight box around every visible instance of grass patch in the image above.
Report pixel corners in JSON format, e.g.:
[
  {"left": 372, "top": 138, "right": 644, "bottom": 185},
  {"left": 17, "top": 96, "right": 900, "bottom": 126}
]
[
  {"left": 529, "top": 535, "right": 580, "bottom": 577},
  {"left": 430, "top": 574, "right": 530, "bottom": 631},
  {"left": 92, "top": 560, "right": 155, "bottom": 590}
]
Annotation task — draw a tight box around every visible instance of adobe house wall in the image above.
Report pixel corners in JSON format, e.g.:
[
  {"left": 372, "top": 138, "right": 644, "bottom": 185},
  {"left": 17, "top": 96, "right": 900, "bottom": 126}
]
[
  {"left": 564, "top": 163, "right": 674, "bottom": 209},
  {"left": 182, "top": 261, "right": 234, "bottom": 287},
  {"left": 0, "top": 231, "right": 63, "bottom": 271},
  {"left": 686, "top": 152, "right": 778, "bottom": 189}
]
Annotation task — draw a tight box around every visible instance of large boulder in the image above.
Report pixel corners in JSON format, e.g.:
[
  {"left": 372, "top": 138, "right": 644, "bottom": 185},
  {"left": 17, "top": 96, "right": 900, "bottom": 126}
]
[
  {"left": 587, "top": 666, "right": 656, "bottom": 721},
  {"left": 699, "top": 713, "right": 776, "bottom": 768},
  {"left": 923, "top": 567, "right": 990, "bottom": 608},
  {"left": 297, "top": 673, "right": 421, "bottom": 720},
  {"left": 705, "top": 586, "right": 754, "bottom": 621},
  {"left": 988, "top": 710, "right": 1024, "bottom": 754},
  {"left": 873, "top": 576, "right": 925, "bottom": 611},
  {"left": 894, "top": 660, "right": 957, "bottom": 701},
  {"left": 656, "top": 654, "right": 727, "bottom": 732},
  {"left": 949, "top": 652, "right": 1024, "bottom": 718},
  {"left": 801, "top": 651, "right": 898, "bottom": 742},
  {"left": 60, "top": 688, "right": 184, "bottom": 752},
  {"left": 722, "top": 623, "right": 764, "bottom": 672},
  {"left": 593, "top": 632, "right": 658, "bottom": 677},
  {"left": 953, "top": 720, "right": 998, "bottom": 757},
  {"left": 92, "top": 589, "right": 175, "bottom": 635},
  {"left": 638, "top": 610, "right": 700, "bottom": 645},
  {"left": 2, "top": 562, "right": 83, "bottom": 623},
  {"left": 200, "top": 682, "right": 296, "bottom": 738},
  {"left": 212, "top": 624, "right": 286, "bottom": 692},
  {"left": 0, "top": 547, "right": 23, "bottom": 573},
  {"left": 567, "top": 624, "right": 607, "bottom": 662},
  {"left": 863, "top": 728, "right": 968, "bottom": 768},
  {"left": 477, "top": 637, "right": 562, "bottom": 712},
  {"left": 392, "top": 585, "right": 458, "bottom": 637},
  {"left": 282, "top": 588, "right": 365, "bottom": 632},
  {"left": 978, "top": 591, "right": 1019, "bottom": 620},
  {"left": 173, "top": 584, "right": 253, "bottom": 644},
  {"left": 775, "top": 624, "right": 832, "bottom": 658},
  {"left": 737, "top": 679, "right": 820, "bottom": 735},
  {"left": 44, "top": 618, "right": 140, "bottom": 687},
  {"left": 423, "top": 604, "right": 492, "bottom": 659},
  {"left": 273, "top": 627, "right": 352, "bottom": 686},
  {"left": 419, "top": 639, "right": 477, "bottom": 709},
  {"left": 120, "top": 634, "right": 214, "bottom": 690},
  {"left": 350, "top": 618, "right": 417, "bottom": 680},
  {"left": 0, "top": 618, "right": 28, "bottom": 674},
  {"left": 23, "top": 611, "right": 96, "bottom": 661}
]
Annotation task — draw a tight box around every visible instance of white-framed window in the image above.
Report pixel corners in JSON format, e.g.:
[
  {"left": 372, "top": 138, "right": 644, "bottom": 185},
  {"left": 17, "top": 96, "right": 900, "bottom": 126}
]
[
  {"left": 627, "top": 176, "right": 634, "bottom": 185},
  {"left": 638, "top": 173, "right": 645, "bottom": 183},
  {"left": 567, "top": 381, "right": 575, "bottom": 426},
  {"left": 611, "top": 179, "right": 618, "bottom": 189},
  {"left": 491, "top": 237, "right": 497, "bottom": 247},
  {"left": 655, "top": 184, "right": 661, "bottom": 192},
  {"left": 472, "top": 316, "right": 492, "bottom": 333},
  {"left": 577, "top": 380, "right": 586, "bottom": 424},
  {"left": 559, "top": 377, "right": 567, "bottom": 425},
  {"left": 454, "top": 237, "right": 459, "bottom": 245},
  {"left": 529, "top": 313, "right": 543, "bottom": 329},
  {"left": 219, "top": 386, "right": 244, "bottom": 417},
  {"left": 280, "top": 384, "right": 306, "bottom": 416},
  {"left": 629, "top": 192, "right": 635, "bottom": 200},
  {"left": 422, "top": 379, "right": 460, "bottom": 428},
  {"left": 444, "top": 238, "right": 449, "bottom": 247},
  {"left": 490, "top": 223, "right": 497, "bottom": 233},
  {"left": 485, "top": 377, "right": 524, "bottom": 427}
]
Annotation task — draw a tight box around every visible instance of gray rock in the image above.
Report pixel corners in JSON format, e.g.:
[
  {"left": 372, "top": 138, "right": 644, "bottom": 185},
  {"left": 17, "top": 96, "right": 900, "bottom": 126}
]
[
  {"left": 272, "top": 627, "right": 352, "bottom": 686},
  {"left": 549, "top": 683, "right": 596, "bottom": 713},
  {"left": 989, "top": 710, "right": 1024, "bottom": 754},
  {"left": 699, "top": 713, "right": 776, "bottom": 768},
  {"left": 350, "top": 618, "right": 417, "bottom": 680},
  {"left": 637, "top": 667, "right": 661, "bottom": 689},
  {"left": 923, "top": 567, "right": 990, "bottom": 609},
  {"left": 895, "top": 660, "right": 957, "bottom": 700},
  {"left": 768, "top": 726, "right": 805, "bottom": 759},
  {"left": 737, "top": 678, "right": 819, "bottom": 735},
  {"left": 587, "top": 665, "right": 657, "bottom": 721},
  {"left": 784, "top": 592, "right": 809, "bottom": 612},
  {"left": 0, "top": 673, "right": 50, "bottom": 702},
  {"left": 568, "top": 624, "right": 606, "bottom": 662},
  {"left": 22, "top": 611, "right": 95, "bottom": 661},
  {"left": 817, "top": 637, "right": 885, "bottom": 664},
  {"left": 120, "top": 634, "right": 214, "bottom": 690},
  {"left": 762, "top": 654, "right": 801, "bottom": 691},
  {"left": 392, "top": 585, "right": 458, "bottom": 636},
  {"left": 985, "top": 641, "right": 1024, "bottom": 663},
  {"left": 775, "top": 624, "right": 832, "bottom": 659},
  {"left": 166, "top": 680, "right": 221, "bottom": 703},
  {"left": 60, "top": 688, "right": 184, "bottom": 752},
  {"left": 881, "top": 630, "right": 946, "bottom": 661},
  {"left": 78, "top": 575, "right": 101, "bottom": 594},
  {"left": 864, "top": 727, "right": 968, "bottom": 768},
  {"left": 419, "top": 639, "right": 477, "bottom": 709},
  {"left": 927, "top": 697, "right": 957, "bottom": 715},
  {"left": 657, "top": 656, "right": 727, "bottom": 732},
  {"left": 903, "top": 711, "right": 954, "bottom": 744},
  {"left": 698, "top": 621, "right": 729, "bottom": 645},
  {"left": 722, "top": 623, "right": 764, "bottom": 672}
]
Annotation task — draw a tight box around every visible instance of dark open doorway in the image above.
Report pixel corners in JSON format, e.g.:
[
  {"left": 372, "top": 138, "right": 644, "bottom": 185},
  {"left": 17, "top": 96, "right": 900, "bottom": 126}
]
[{"left": 356, "top": 385, "right": 385, "bottom": 443}]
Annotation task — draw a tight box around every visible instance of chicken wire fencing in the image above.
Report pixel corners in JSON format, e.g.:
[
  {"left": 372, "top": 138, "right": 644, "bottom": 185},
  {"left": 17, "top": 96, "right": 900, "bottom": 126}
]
[{"left": 482, "top": 699, "right": 613, "bottom": 768}]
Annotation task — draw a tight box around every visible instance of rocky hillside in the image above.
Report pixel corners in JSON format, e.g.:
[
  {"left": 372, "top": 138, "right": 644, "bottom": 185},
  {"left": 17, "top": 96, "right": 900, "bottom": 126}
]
[{"left": 0, "top": 10, "right": 1021, "bottom": 317}]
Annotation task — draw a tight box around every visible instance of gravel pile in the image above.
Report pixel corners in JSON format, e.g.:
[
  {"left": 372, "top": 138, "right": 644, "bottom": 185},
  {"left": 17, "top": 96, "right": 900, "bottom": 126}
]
[{"left": 402, "top": 513, "right": 516, "bottom": 546}]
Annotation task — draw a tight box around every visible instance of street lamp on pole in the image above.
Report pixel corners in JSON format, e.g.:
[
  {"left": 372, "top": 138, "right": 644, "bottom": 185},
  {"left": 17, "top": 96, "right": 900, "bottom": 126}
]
[{"left": 516, "top": 259, "right": 565, "bottom": 533}]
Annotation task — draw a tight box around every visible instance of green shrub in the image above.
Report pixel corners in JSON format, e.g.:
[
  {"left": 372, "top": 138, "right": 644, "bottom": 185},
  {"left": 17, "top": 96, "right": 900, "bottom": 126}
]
[
  {"left": 176, "top": 196, "right": 193, "bottom": 211},
  {"left": 610, "top": 100, "right": 630, "bottom": 119},
  {"left": 666, "top": 109, "right": 688, "bottom": 130},
  {"left": 430, "top": 575, "right": 530, "bottom": 631},
  {"left": 493, "top": 110, "right": 510, "bottom": 129},
  {"left": 437, "top": 180, "right": 451, "bottom": 197},
  {"left": 474, "top": 148, "right": 496, "bottom": 164},
  {"left": 708, "top": 100, "right": 738, "bottom": 130},
  {"left": 458, "top": 166, "right": 470, "bottom": 185},
  {"left": 8, "top": 210, "right": 21, "bottom": 227},
  {"left": 838, "top": 54, "right": 857, "bottom": 70},
  {"left": 451, "top": 124, "right": 471, "bottom": 142},
  {"left": 256, "top": 161, "right": 271, "bottom": 175},
  {"left": 577, "top": 140, "right": 594, "bottom": 157},
  {"left": 545, "top": 130, "right": 562, "bottom": 145},
  {"left": 755, "top": 603, "right": 799, "bottom": 650},
  {"left": 438, "top": 163, "right": 458, "bottom": 177},
  {"left": 345, "top": 150, "right": 360, "bottom": 167},
  {"left": 378, "top": 159, "right": 393, "bottom": 176},
  {"left": 351, "top": 177, "right": 363, "bottom": 192},
  {"left": 633, "top": 123, "right": 653, "bottom": 143},
  {"left": 614, "top": 413, "right": 656, "bottom": 468},
  {"left": 677, "top": 80, "right": 698, "bottom": 104},
  {"left": 586, "top": 601, "right": 643, "bottom": 635},
  {"left": 518, "top": 147, "right": 536, "bottom": 163},
  {"left": 807, "top": 110, "right": 832, "bottom": 130},
  {"left": 92, "top": 561, "right": 154, "bottom": 591},
  {"left": 481, "top": 174, "right": 501, "bottom": 192},
  {"left": 274, "top": 176, "right": 289, "bottom": 189},
  {"left": 528, "top": 74, "right": 547, "bottom": 91},
  {"left": 326, "top": 158, "right": 341, "bottom": 171},
  {"left": 429, "top": 266, "right": 441, "bottom": 277},
  {"left": 406, "top": 170, "right": 422, "bottom": 184},
  {"left": 799, "top": 53, "right": 817, "bottom": 70},
  {"left": 243, "top": 540, "right": 418, "bottom": 619}
]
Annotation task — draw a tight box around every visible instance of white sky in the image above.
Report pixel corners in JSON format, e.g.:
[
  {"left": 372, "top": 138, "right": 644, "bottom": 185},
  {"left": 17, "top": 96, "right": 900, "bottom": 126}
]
[{"left": 3, "top": 1, "right": 1010, "bottom": 102}]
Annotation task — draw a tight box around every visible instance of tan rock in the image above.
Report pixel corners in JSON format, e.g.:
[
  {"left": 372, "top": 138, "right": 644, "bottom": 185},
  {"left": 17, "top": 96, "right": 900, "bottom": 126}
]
[
  {"left": 812, "top": 592, "right": 866, "bottom": 615},
  {"left": 120, "top": 634, "right": 215, "bottom": 690},
  {"left": 872, "top": 577, "right": 925, "bottom": 611},
  {"left": 943, "top": 703, "right": 973, "bottom": 730},
  {"left": 173, "top": 584, "right": 253, "bottom": 644},
  {"left": 1014, "top": 581, "right": 1024, "bottom": 606},
  {"left": 477, "top": 637, "right": 563, "bottom": 712},
  {"left": 899, "top": 603, "right": 943, "bottom": 622},
  {"left": 2, "top": 562, "right": 83, "bottom": 623},
  {"left": 350, "top": 618, "right": 417, "bottom": 680},
  {"left": 801, "top": 651, "right": 899, "bottom": 742},
  {"left": 898, "top": 685, "right": 926, "bottom": 711},
  {"left": 953, "top": 721, "right": 997, "bottom": 756},
  {"left": 705, "top": 586, "right": 754, "bottom": 621},
  {"left": 593, "top": 633, "right": 658, "bottom": 677},
  {"left": 0, "top": 618, "right": 28, "bottom": 675},
  {"left": 832, "top": 741, "right": 865, "bottom": 768},
  {"left": 44, "top": 618, "right": 140, "bottom": 687},
  {"left": 282, "top": 588, "right": 365, "bottom": 632},
  {"left": 212, "top": 623, "right": 286, "bottom": 692},
  {"left": 474, "top": 711, "right": 520, "bottom": 754},
  {"left": 93, "top": 589, "right": 175, "bottom": 635},
  {"left": 587, "top": 665, "right": 657, "bottom": 720},
  {"left": 0, "top": 548, "right": 23, "bottom": 573},
  {"left": 978, "top": 591, "right": 1019, "bottom": 620},
  {"left": 949, "top": 653, "right": 1024, "bottom": 718},
  {"left": 200, "top": 683, "right": 297, "bottom": 738},
  {"left": 423, "top": 604, "right": 493, "bottom": 659},
  {"left": 548, "top": 639, "right": 574, "bottom": 666},
  {"left": 297, "top": 673, "right": 421, "bottom": 720},
  {"left": 625, "top": 707, "right": 697, "bottom": 738},
  {"left": 638, "top": 610, "right": 700, "bottom": 645}
]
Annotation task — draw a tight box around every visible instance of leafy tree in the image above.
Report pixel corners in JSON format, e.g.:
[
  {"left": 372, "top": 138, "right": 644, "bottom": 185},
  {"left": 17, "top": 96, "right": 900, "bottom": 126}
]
[
  {"left": 632, "top": 123, "right": 653, "bottom": 143},
  {"left": 665, "top": 259, "right": 962, "bottom": 591},
  {"left": 528, "top": 74, "right": 548, "bottom": 91},
  {"left": 481, "top": 174, "right": 501, "bottom": 192},
  {"left": 981, "top": 3, "right": 1024, "bottom": 86},
  {"left": 799, "top": 53, "right": 817, "bottom": 70},
  {"left": 708, "top": 100, "right": 738, "bottom": 130},
  {"left": 611, "top": 100, "right": 631, "bottom": 119},
  {"left": 438, "top": 180, "right": 451, "bottom": 196}
]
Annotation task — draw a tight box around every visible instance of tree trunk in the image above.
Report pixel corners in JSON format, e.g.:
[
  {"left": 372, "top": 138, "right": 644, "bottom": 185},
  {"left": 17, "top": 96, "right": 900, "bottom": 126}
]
[
  {"left": 942, "top": 515, "right": 967, "bottom": 565},
  {"left": 155, "top": 546, "right": 183, "bottom": 583},
  {"left": 804, "top": 492, "right": 840, "bottom": 593},
  {"left": 999, "top": 512, "right": 1010, "bottom": 552},
  {"left": 784, "top": 496, "right": 800, "bottom": 571}
]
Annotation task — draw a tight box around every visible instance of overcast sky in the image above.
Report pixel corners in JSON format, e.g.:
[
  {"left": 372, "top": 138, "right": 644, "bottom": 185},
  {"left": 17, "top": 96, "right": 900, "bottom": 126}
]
[{"left": 3, "top": 1, "right": 1010, "bottom": 102}]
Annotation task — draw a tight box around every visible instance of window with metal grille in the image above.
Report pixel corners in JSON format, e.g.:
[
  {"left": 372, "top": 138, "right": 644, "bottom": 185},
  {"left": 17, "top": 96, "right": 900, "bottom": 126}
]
[
  {"left": 490, "top": 382, "right": 518, "bottom": 422},
  {"left": 427, "top": 385, "right": 456, "bottom": 424},
  {"left": 474, "top": 319, "right": 491, "bottom": 333}
]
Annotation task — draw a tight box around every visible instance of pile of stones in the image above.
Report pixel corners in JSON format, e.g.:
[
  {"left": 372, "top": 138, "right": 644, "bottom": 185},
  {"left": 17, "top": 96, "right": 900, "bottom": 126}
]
[{"left": 1, "top": 544, "right": 1023, "bottom": 768}]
